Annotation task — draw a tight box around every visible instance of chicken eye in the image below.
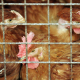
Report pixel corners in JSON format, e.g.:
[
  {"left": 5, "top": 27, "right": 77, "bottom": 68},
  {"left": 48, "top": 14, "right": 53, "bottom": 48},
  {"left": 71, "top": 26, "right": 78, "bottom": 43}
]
[
  {"left": 32, "top": 50, "right": 35, "bottom": 52},
  {"left": 9, "top": 19, "right": 12, "bottom": 22}
]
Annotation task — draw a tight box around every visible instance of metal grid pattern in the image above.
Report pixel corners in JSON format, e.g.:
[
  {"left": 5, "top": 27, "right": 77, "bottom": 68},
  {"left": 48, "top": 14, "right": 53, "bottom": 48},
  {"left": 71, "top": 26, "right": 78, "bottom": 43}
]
[{"left": 0, "top": 0, "right": 80, "bottom": 80}]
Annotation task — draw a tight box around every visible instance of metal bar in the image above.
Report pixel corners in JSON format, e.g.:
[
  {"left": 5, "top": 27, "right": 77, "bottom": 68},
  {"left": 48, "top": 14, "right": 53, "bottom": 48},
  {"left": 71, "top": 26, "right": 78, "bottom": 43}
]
[
  {"left": 0, "top": 61, "right": 80, "bottom": 64},
  {"left": 0, "top": 23, "right": 80, "bottom": 25},
  {"left": 1, "top": 0, "right": 6, "bottom": 80},
  {"left": 47, "top": 0, "right": 50, "bottom": 80},
  {"left": 70, "top": 0, "right": 73, "bottom": 79},
  {"left": 0, "top": 3, "right": 80, "bottom": 5},
  {"left": 0, "top": 42, "right": 80, "bottom": 44},
  {"left": 24, "top": 0, "right": 28, "bottom": 80}
]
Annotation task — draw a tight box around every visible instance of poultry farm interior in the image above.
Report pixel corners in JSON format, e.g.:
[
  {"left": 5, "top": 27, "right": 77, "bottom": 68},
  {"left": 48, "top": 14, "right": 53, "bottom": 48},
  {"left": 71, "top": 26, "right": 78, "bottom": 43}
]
[{"left": 0, "top": 0, "right": 80, "bottom": 80}]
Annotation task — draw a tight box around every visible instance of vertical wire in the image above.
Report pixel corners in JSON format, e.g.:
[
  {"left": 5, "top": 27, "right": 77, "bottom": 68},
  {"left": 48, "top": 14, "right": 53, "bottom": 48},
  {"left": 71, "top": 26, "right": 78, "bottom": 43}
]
[
  {"left": 47, "top": 0, "right": 50, "bottom": 80},
  {"left": 1, "top": 0, "right": 6, "bottom": 80},
  {"left": 70, "top": 0, "right": 72, "bottom": 80},
  {"left": 24, "top": 0, "right": 28, "bottom": 80}
]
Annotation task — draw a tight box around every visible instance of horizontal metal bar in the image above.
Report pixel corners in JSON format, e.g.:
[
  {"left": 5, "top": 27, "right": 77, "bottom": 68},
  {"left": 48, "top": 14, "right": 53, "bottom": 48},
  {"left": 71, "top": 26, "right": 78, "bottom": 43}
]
[
  {"left": 0, "top": 61, "right": 80, "bottom": 64},
  {"left": 0, "top": 3, "right": 80, "bottom": 5},
  {"left": 0, "top": 42, "right": 80, "bottom": 45},
  {"left": 0, "top": 23, "right": 80, "bottom": 25}
]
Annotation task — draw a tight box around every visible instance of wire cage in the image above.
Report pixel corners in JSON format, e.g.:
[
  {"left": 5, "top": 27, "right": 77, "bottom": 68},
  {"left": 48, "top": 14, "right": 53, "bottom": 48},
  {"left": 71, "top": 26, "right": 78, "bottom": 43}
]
[{"left": 0, "top": 0, "right": 80, "bottom": 80}]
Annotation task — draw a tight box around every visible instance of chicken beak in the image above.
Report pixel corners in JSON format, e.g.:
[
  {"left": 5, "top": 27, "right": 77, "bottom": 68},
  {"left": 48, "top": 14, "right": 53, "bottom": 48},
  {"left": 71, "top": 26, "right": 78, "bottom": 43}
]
[
  {"left": 19, "top": 47, "right": 43, "bottom": 62},
  {"left": 19, "top": 18, "right": 25, "bottom": 23},
  {"left": 21, "top": 18, "right": 25, "bottom": 23},
  {"left": 19, "top": 56, "right": 26, "bottom": 62}
]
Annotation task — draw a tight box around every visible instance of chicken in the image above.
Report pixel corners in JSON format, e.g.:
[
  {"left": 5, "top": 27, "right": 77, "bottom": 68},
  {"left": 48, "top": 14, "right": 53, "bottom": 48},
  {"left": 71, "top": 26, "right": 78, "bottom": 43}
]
[
  {"left": 0, "top": 9, "right": 25, "bottom": 80},
  {"left": 51, "top": 43, "right": 80, "bottom": 80},
  {"left": 49, "top": 8, "right": 80, "bottom": 42},
  {"left": 26, "top": 6, "right": 80, "bottom": 42},
  {"left": 19, "top": 29, "right": 80, "bottom": 80},
  {"left": 18, "top": 31, "right": 48, "bottom": 80}
]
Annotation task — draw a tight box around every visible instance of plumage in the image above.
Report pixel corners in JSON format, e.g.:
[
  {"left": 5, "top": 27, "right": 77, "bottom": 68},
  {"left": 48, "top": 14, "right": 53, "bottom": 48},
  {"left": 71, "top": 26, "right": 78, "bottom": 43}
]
[
  {"left": 26, "top": 6, "right": 80, "bottom": 42},
  {"left": 51, "top": 43, "right": 80, "bottom": 80},
  {"left": 2, "top": 1, "right": 80, "bottom": 80},
  {"left": 8, "top": 4, "right": 79, "bottom": 42},
  {"left": 20, "top": 29, "right": 80, "bottom": 80},
  {"left": 49, "top": 8, "right": 80, "bottom": 42},
  {"left": 0, "top": 9, "right": 25, "bottom": 80}
]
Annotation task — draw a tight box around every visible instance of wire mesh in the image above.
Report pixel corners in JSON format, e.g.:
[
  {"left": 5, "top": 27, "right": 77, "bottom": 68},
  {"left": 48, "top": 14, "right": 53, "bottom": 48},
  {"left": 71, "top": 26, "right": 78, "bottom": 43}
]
[
  {"left": 1, "top": 0, "right": 6, "bottom": 80},
  {"left": 0, "top": 0, "right": 80, "bottom": 80}
]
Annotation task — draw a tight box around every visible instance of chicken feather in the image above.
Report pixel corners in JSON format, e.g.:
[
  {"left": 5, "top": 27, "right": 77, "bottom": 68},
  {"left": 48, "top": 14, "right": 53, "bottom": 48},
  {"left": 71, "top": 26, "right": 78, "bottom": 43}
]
[
  {"left": 20, "top": 30, "right": 80, "bottom": 80},
  {"left": 3, "top": 1, "right": 80, "bottom": 80},
  {"left": 0, "top": 9, "right": 25, "bottom": 80}
]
